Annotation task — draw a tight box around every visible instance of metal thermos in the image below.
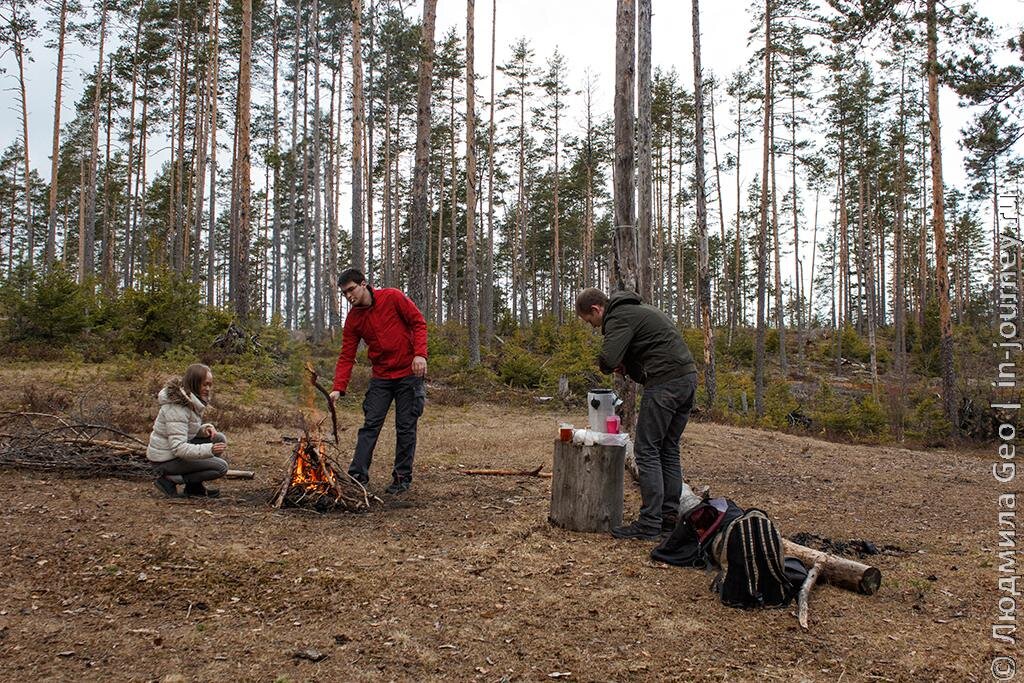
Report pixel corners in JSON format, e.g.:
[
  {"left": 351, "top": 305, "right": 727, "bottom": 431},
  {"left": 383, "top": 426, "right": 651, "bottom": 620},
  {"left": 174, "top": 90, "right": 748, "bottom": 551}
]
[{"left": 587, "top": 389, "right": 622, "bottom": 432}]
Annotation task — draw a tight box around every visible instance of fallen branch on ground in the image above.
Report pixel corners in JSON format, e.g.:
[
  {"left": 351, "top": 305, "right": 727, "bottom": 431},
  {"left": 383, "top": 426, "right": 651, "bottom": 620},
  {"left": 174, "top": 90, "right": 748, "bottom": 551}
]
[
  {"left": 462, "top": 464, "right": 552, "bottom": 478},
  {"left": 0, "top": 411, "right": 256, "bottom": 481},
  {"left": 796, "top": 561, "right": 823, "bottom": 629}
]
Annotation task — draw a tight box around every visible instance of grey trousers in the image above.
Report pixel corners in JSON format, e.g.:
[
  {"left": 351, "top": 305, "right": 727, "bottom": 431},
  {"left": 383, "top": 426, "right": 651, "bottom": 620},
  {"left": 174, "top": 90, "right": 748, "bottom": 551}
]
[
  {"left": 633, "top": 373, "right": 697, "bottom": 532},
  {"left": 158, "top": 432, "right": 229, "bottom": 484}
]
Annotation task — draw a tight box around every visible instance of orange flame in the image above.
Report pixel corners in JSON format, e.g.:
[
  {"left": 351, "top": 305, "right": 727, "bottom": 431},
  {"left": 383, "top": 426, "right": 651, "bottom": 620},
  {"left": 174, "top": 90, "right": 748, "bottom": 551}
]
[{"left": 289, "top": 435, "right": 340, "bottom": 492}]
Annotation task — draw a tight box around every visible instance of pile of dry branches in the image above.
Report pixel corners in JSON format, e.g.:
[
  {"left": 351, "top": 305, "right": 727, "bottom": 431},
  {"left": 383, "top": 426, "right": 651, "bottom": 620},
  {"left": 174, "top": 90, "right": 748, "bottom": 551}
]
[
  {"left": 271, "top": 430, "right": 375, "bottom": 513},
  {"left": 0, "top": 411, "right": 158, "bottom": 478}
]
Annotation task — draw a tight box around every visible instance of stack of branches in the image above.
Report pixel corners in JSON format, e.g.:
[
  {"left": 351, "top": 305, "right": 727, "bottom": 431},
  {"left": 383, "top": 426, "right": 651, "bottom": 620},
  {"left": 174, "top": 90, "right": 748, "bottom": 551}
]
[
  {"left": 271, "top": 426, "right": 376, "bottom": 513},
  {"left": 0, "top": 411, "right": 157, "bottom": 478}
]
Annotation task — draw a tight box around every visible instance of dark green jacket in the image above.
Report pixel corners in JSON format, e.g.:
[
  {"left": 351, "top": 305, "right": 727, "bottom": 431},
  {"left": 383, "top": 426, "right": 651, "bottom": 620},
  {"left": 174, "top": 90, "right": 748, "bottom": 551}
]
[{"left": 599, "top": 290, "right": 696, "bottom": 386}]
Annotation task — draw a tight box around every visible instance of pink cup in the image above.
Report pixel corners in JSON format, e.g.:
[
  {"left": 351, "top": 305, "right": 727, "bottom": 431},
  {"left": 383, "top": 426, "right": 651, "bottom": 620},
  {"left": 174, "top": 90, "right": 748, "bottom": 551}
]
[{"left": 605, "top": 415, "right": 621, "bottom": 434}]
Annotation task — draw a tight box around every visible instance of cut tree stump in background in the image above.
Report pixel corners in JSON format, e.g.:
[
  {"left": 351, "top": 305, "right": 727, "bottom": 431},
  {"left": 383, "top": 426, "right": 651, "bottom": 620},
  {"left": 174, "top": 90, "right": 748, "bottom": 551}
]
[{"left": 549, "top": 440, "right": 625, "bottom": 533}]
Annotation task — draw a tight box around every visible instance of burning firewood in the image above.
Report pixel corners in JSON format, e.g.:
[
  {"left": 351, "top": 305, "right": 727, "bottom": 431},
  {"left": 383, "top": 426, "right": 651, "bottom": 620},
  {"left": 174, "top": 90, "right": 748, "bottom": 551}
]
[{"left": 271, "top": 428, "right": 375, "bottom": 512}]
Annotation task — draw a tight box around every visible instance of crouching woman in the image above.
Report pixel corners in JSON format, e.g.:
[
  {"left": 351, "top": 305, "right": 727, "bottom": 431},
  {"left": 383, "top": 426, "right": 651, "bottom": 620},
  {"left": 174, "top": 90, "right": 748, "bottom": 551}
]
[{"left": 147, "top": 363, "right": 228, "bottom": 498}]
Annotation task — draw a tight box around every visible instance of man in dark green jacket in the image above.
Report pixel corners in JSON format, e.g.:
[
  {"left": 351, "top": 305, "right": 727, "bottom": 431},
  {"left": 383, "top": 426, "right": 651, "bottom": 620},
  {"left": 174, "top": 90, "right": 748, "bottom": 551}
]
[{"left": 576, "top": 288, "right": 700, "bottom": 540}]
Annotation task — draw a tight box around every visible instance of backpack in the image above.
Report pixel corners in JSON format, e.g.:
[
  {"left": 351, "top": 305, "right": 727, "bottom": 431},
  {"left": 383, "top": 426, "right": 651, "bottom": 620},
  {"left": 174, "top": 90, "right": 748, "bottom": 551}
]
[
  {"left": 709, "top": 509, "right": 803, "bottom": 609},
  {"left": 652, "top": 501, "right": 807, "bottom": 609},
  {"left": 650, "top": 497, "right": 744, "bottom": 567}
]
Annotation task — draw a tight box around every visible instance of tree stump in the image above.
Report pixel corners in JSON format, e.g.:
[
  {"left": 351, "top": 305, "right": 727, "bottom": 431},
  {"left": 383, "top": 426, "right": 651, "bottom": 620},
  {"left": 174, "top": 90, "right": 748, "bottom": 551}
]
[{"left": 549, "top": 439, "right": 625, "bottom": 532}]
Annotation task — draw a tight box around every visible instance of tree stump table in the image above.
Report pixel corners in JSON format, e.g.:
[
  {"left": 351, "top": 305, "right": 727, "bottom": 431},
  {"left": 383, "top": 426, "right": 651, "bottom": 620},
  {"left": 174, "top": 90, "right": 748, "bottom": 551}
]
[{"left": 549, "top": 439, "right": 625, "bottom": 532}]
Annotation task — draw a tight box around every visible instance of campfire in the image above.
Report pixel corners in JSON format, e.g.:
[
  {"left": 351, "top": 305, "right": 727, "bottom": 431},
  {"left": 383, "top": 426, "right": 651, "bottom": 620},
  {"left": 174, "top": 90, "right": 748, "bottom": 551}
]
[{"left": 271, "top": 431, "right": 374, "bottom": 512}]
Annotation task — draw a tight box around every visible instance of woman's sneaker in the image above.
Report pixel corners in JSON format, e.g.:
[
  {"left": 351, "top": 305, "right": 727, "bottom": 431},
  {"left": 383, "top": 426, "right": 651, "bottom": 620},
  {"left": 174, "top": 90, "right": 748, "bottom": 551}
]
[{"left": 154, "top": 476, "right": 179, "bottom": 497}]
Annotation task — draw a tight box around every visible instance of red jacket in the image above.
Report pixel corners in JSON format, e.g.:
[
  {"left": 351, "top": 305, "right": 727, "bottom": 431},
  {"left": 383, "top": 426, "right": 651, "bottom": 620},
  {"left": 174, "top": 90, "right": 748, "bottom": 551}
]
[{"left": 332, "top": 287, "right": 428, "bottom": 393}]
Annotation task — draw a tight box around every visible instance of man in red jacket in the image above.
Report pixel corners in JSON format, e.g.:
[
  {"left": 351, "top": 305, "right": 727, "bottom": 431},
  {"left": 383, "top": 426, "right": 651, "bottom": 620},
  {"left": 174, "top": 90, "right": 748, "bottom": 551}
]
[{"left": 329, "top": 268, "right": 428, "bottom": 494}]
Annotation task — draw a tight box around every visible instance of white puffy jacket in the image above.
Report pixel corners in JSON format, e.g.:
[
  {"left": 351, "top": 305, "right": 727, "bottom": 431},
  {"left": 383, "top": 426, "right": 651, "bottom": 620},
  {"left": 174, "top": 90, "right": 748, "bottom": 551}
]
[{"left": 146, "top": 378, "right": 216, "bottom": 462}]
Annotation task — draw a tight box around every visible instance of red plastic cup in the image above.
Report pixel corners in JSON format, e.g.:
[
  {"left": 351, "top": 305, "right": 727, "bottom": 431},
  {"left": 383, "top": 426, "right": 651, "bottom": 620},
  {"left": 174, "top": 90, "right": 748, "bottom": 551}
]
[{"left": 605, "top": 415, "right": 621, "bottom": 434}]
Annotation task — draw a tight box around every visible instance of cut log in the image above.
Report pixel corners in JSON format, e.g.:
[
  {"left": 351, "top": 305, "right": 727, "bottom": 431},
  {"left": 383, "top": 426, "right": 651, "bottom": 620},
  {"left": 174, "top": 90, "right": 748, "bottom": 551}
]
[
  {"left": 225, "top": 469, "right": 254, "bottom": 479},
  {"left": 549, "top": 439, "right": 625, "bottom": 533},
  {"left": 796, "top": 560, "right": 823, "bottom": 629},
  {"left": 783, "top": 539, "right": 882, "bottom": 595}
]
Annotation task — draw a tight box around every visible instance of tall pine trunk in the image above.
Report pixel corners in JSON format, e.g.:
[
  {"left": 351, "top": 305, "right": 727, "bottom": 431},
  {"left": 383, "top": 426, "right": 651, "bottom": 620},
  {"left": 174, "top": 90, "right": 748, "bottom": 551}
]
[
  {"left": 636, "top": 0, "right": 652, "bottom": 301},
  {"left": 233, "top": 0, "right": 253, "bottom": 319},
  {"left": 351, "top": 0, "right": 365, "bottom": 271},
  {"left": 465, "top": 0, "right": 480, "bottom": 365},
  {"left": 693, "top": 0, "right": 716, "bottom": 408},
  {"left": 926, "top": 0, "right": 958, "bottom": 432},
  {"left": 44, "top": 0, "right": 69, "bottom": 272},
  {"left": 483, "top": 0, "right": 497, "bottom": 342},
  {"left": 410, "top": 0, "right": 437, "bottom": 308},
  {"left": 754, "top": 0, "right": 772, "bottom": 418}
]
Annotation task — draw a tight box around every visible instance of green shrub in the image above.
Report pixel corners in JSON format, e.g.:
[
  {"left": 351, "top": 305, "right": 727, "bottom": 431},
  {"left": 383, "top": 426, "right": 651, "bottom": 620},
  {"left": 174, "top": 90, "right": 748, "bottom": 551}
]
[
  {"left": 1, "top": 265, "right": 93, "bottom": 345},
  {"left": 498, "top": 342, "right": 544, "bottom": 388},
  {"left": 543, "top": 320, "right": 601, "bottom": 395},
  {"left": 120, "top": 271, "right": 213, "bottom": 355},
  {"left": 906, "top": 391, "right": 951, "bottom": 445},
  {"left": 762, "top": 379, "right": 800, "bottom": 429}
]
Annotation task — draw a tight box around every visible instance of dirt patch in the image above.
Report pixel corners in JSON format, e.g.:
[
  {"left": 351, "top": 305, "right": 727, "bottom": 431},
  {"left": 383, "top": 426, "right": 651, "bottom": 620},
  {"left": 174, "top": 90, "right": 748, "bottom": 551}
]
[{"left": 0, "top": 366, "right": 1002, "bottom": 681}]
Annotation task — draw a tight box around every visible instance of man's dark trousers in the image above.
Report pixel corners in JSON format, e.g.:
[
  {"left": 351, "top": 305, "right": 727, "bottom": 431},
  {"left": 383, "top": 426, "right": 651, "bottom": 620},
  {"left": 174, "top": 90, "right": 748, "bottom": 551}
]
[
  {"left": 349, "top": 375, "right": 425, "bottom": 486},
  {"left": 633, "top": 373, "right": 698, "bottom": 533}
]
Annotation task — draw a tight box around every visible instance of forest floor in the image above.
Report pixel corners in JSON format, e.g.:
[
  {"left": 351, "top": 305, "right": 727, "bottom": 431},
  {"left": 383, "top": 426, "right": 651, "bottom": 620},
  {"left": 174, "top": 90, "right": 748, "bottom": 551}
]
[{"left": 0, "top": 362, "right": 1006, "bottom": 682}]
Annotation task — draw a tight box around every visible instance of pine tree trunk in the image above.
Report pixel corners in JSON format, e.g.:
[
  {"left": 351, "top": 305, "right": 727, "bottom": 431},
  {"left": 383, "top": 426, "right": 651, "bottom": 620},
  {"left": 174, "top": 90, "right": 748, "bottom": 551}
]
[
  {"left": 270, "top": 0, "right": 282, "bottom": 320},
  {"left": 894, "top": 61, "right": 908, "bottom": 384},
  {"left": 926, "top": 0, "right": 959, "bottom": 432},
  {"left": 122, "top": 5, "right": 144, "bottom": 289},
  {"left": 82, "top": 0, "right": 108, "bottom": 280},
  {"left": 351, "top": 0, "right": 365, "bottom": 271},
  {"left": 44, "top": 0, "right": 69, "bottom": 272},
  {"left": 101, "top": 56, "right": 115, "bottom": 291},
  {"left": 636, "top": 0, "right": 652, "bottom": 301},
  {"left": 790, "top": 67, "right": 802, "bottom": 360},
  {"left": 234, "top": 0, "right": 253, "bottom": 319},
  {"left": 754, "top": 0, "right": 772, "bottom": 418},
  {"left": 483, "top": 0, "right": 497, "bottom": 341},
  {"left": 709, "top": 80, "right": 728, "bottom": 332},
  {"left": 409, "top": 0, "right": 437, "bottom": 308},
  {"left": 770, "top": 74, "right": 787, "bottom": 374},
  {"left": 614, "top": 0, "right": 639, "bottom": 444},
  {"left": 465, "top": 0, "right": 480, "bottom": 365},
  {"left": 207, "top": 0, "right": 220, "bottom": 306},
  {"left": 693, "top": 0, "right": 716, "bottom": 408},
  {"left": 311, "top": 0, "right": 325, "bottom": 337},
  {"left": 613, "top": 0, "right": 637, "bottom": 292},
  {"left": 732, "top": 84, "right": 743, "bottom": 342},
  {"left": 551, "top": 69, "right": 562, "bottom": 322}
]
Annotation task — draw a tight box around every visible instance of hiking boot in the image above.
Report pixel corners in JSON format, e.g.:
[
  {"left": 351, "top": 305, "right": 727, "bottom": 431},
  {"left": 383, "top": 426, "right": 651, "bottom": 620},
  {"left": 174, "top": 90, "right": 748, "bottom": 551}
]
[
  {"left": 184, "top": 482, "right": 220, "bottom": 498},
  {"left": 154, "top": 476, "right": 179, "bottom": 498},
  {"left": 661, "top": 514, "right": 679, "bottom": 532},
  {"left": 611, "top": 522, "right": 661, "bottom": 540},
  {"left": 384, "top": 480, "right": 411, "bottom": 495}
]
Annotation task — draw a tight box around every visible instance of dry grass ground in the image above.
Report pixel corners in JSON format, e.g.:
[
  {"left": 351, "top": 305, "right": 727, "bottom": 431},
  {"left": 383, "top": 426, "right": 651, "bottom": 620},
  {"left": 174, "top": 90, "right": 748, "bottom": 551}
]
[{"left": 0, "top": 362, "right": 1004, "bottom": 681}]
